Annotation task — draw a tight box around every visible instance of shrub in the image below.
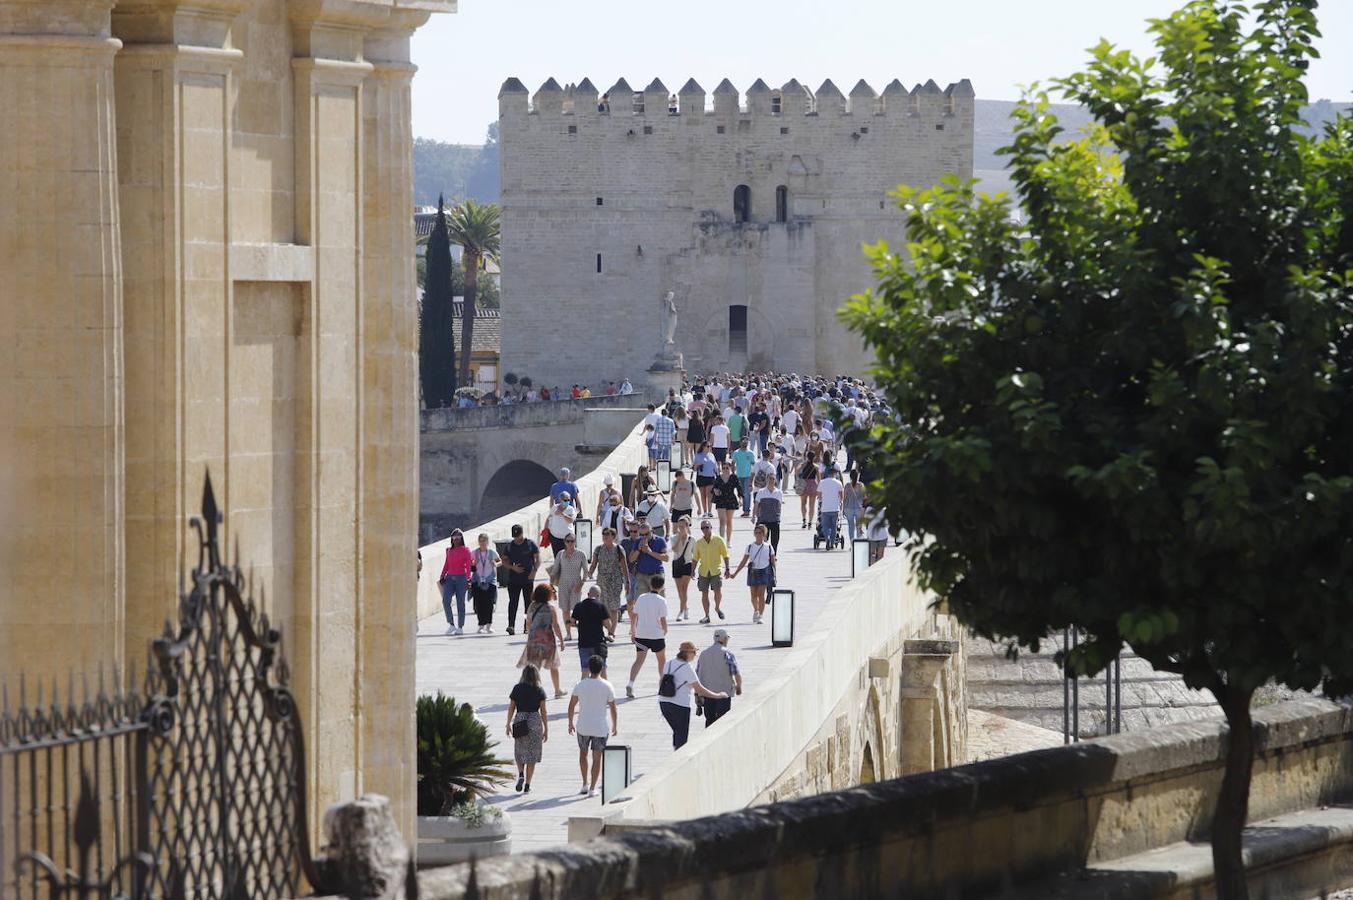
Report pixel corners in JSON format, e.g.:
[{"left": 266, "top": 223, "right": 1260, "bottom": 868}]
[{"left": 416, "top": 693, "right": 512, "bottom": 816}]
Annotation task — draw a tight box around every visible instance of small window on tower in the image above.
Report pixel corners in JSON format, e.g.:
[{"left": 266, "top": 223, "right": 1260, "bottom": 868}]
[
  {"left": 568, "top": 124, "right": 578, "bottom": 134},
  {"left": 733, "top": 184, "right": 751, "bottom": 224},
  {"left": 780, "top": 127, "right": 789, "bottom": 135},
  {"left": 596, "top": 197, "right": 604, "bottom": 206},
  {"left": 643, "top": 125, "right": 653, "bottom": 135},
  {"left": 596, "top": 253, "right": 602, "bottom": 274},
  {"left": 775, "top": 186, "right": 788, "bottom": 223},
  {"left": 717, "top": 125, "right": 726, "bottom": 134},
  {"left": 860, "top": 126, "right": 869, "bottom": 134},
  {"left": 935, "top": 123, "right": 945, "bottom": 131}
]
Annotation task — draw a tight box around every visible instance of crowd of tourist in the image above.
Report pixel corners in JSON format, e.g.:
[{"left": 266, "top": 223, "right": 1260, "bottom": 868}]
[
  {"left": 433, "top": 372, "right": 893, "bottom": 797},
  {"left": 451, "top": 377, "right": 637, "bottom": 407}
]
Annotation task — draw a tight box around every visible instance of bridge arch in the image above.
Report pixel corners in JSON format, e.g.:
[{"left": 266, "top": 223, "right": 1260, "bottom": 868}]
[{"left": 479, "top": 459, "right": 555, "bottom": 523}]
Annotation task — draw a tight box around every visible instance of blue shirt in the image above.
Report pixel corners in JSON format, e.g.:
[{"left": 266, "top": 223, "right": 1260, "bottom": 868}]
[
  {"left": 550, "top": 480, "right": 580, "bottom": 504},
  {"left": 632, "top": 535, "right": 667, "bottom": 575},
  {"left": 731, "top": 448, "right": 756, "bottom": 478},
  {"left": 694, "top": 451, "right": 716, "bottom": 478}
]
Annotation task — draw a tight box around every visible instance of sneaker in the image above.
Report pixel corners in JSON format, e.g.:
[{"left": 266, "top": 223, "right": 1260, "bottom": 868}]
[
  {"left": 485, "top": 626, "right": 493, "bottom": 633},
  {"left": 604, "top": 634, "right": 615, "bottom": 643},
  {"left": 506, "top": 627, "right": 515, "bottom": 636},
  {"left": 444, "top": 625, "right": 456, "bottom": 635},
  {"left": 626, "top": 685, "right": 635, "bottom": 699},
  {"left": 579, "top": 785, "right": 589, "bottom": 795},
  {"left": 454, "top": 626, "right": 464, "bottom": 635},
  {"left": 523, "top": 783, "right": 531, "bottom": 794},
  {"left": 515, "top": 775, "right": 524, "bottom": 792},
  {"left": 699, "top": 617, "right": 710, "bottom": 625},
  {"left": 588, "top": 788, "right": 597, "bottom": 798},
  {"left": 717, "top": 609, "right": 725, "bottom": 620}
]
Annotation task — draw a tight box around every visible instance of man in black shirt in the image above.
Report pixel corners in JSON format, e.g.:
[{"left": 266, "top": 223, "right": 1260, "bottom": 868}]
[
  {"left": 504, "top": 524, "right": 540, "bottom": 635},
  {"left": 571, "top": 586, "right": 612, "bottom": 676}
]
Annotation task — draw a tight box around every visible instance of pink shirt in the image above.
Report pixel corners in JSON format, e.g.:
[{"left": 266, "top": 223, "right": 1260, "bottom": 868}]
[{"left": 441, "top": 545, "right": 473, "bottom": 578}]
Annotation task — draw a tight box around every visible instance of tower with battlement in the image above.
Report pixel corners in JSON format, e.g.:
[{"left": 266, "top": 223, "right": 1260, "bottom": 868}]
[{"left": 498, "top": 76, "right": 974, "bottom": 385}]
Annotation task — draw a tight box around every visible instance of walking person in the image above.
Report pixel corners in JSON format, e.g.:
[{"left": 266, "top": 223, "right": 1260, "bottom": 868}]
[
  {"left": 630, "top": 465, "right": 651, "bottom": 510},
  {"left": 709, "top": 415, "right": 731, "bottom": 464},
  {"left": 692, "top": 518, "right": 730, "bottom": 623},
  {"left": 817, "top": 467, "right": 845, "bottom": 550},
  {"left": 571, "top": 586, "right": 612, "bottom": 675},
  {"left": 546, "top": 492, "right": 577, "bottom": 555},
  {"left": 843, "top": 470, "right": 867, "bottom": 541},
  {"left": 567, "top": 655, "right": 618, "bottom": 797},
  {"left": 730, "top": 524, "right": 777, "bottom": 624},
  {"left": 692, "top": 442, "right": 716, "bottom": 514},
  {"left": 696, "top": 629, "right": 742, "bottom": 726},
  {"left": 635, "top": 486, "right": 670, "bottom": 538},
  {"left": 658, "top": 641, "right": 729, "bottom": 750},
  {"left": 798, "top": 451, "right": 821, "bottom": 528},
  {"left": 438, "top": 529, "right": 471, "bottom": 635},
  {"left": 469, "top": 532, "right": 501, "bottom": 633},
  {"left": 711, "top": 460, "right": 742, "bottom": 545},
  {"left": 627, "top": 521, "right": 668, "bottom": 596},
  {"left": 550, "top": 467, "right": 580, "bottom": 505},
  {"left": 732, "top": 439, "right": 757, "bottom": 518},
  {"left": 587, "top": 527, "right": 629, "bottom": 638},
  {"left": 669, "top": 468, "right": 696, "bottom": 524},
  {"left": 752, "top": 474, "right": 784, "bottom": 553},
  {"left": 517, "top": 584, "right": 566, "bottom": 698},
  {"left": 668, "top": 516, "right": 695, "bottom": 622},
  {"left": 652, "top": 406, "right": 675, "bottom": 463},
  {"left": 503, "top": 524, "right": 540, "bottom": 635},
  {"left": 506, "top": 665, "right": 549, "bottom": 795},
  {"left": 549, "top": 533, "right": 588, "bottom": 641},
  {"left": 626, "top": 573, "right": 669, "bottom": 699}
]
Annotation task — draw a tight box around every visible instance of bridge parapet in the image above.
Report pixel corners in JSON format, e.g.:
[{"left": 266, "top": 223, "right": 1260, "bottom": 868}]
[{"left": 421, "top": 391, "right": 647, "bottom": 432}]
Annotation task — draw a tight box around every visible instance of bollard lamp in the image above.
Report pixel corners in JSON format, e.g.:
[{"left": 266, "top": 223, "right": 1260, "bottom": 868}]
[
  {"left": 852, "top": 538, "right": 872, "bottom": 578},
  {"left": 601, "top": 744, "right": 632, "bottom": 804},
  {"left": 770, "top": 588, "right": 795, "bottom": 647}
]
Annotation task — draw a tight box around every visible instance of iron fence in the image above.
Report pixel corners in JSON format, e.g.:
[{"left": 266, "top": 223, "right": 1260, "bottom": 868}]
[
  {"left": 1062, "top": 625, "right": 1123, "bottom": 743},
  {"left": 0, "top": 475, "right": 319, "bottom": 899}
]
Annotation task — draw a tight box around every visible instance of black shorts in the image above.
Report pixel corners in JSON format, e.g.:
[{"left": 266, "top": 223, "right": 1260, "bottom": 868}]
[
  {"left": 696, "top": 475, "right": 715, "bottom": 487},
  {"left": 671, "top": 507, "right": 692, "bottom": 523},
  {"left": 634, "top": 637, "right": 666, "bottom": 653},
  {"left": 672, "top": 558, "right": 693, "bottom": 579}
]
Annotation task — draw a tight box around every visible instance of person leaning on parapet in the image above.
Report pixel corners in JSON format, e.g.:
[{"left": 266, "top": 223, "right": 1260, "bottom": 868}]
[
  {"left": 696, "top": 629, "right": 742, "bottom": 727},
  {"left": 619, "top": 378, "right": 633, "bottom": 395},
  {"left": 598, "top": 92, "right": 610, "bottom": 113}
]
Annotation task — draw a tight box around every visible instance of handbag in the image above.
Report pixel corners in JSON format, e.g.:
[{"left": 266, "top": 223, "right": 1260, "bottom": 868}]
[{"left": 511, "top": 718, "right": 530, "bottom": 739}]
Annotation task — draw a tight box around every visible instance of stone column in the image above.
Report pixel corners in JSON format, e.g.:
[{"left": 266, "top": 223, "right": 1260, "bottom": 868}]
[
  {"left": 899, "top": 638, "right": 960, "bottom": 775},
  {"left": 360, "top": 12, "right": 426, "bottom": 841},
  {"left": 0, "top": 0, "right": 126, "bottom": 681},
  {"left": 111, "top": 0, "right": 248, "bottom": 671},
  {"left": 290, "top": 1, "right": 372, "bottom": 827}
]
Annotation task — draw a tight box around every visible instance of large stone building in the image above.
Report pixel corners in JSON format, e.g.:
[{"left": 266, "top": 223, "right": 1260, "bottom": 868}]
[
  {"left": 498, "top": 76, "right": 974, "bottom": 386},
  {"left": 0, "top": 0, "right": 447, "bottom": 839}
]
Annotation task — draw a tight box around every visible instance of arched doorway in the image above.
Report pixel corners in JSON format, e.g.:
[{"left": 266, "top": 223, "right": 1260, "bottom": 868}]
[
  {"left": 733, "top": 184, "right": 751, "bottom": 223},
  {"left": 859, "top": 742, "right": 877, "bottom": 785},
  {"left": 479, "top": 459, "right": 555, "bottom": 522}
]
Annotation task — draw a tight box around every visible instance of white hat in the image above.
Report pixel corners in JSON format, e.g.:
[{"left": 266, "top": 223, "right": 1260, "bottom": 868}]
[{"left": 603, "top": 474, "right": 615, "bottom": 486}]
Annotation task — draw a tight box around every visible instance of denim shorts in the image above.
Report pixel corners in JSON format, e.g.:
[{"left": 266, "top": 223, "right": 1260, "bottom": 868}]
[
  {"left": 748, "top": 567, "right": 771, "bottom": 587},
  {"left": 577, "top": 645, "right": 607, "bottom": 669}
]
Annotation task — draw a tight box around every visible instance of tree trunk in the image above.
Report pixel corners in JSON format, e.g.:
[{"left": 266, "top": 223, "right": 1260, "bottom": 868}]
[
  {"left": 459, "top": 250, "right": 478, "bottom": 388},
  {"left": 1211, "top": 685, "right": 1256, "bottom": 900}
]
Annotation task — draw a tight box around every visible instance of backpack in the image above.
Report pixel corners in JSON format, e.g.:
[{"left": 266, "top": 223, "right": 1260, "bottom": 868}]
[{"left": 659, "top": 661, "right": 686, "bottom": 698}]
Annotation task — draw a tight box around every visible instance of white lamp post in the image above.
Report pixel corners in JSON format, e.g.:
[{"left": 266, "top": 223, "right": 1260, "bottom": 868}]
[
  {"left": 671, "top": 441, "right": 685, "bottom": 469},
  {"left": 656, "top": 459, "right": 672, "bottom": 492},
  {"left": 575, "top": 518, "right": 594, "bottom": 559},
  {"left": 852, "top": 538, "right": 872, "bottom": 578},
  {"left": 601, "top": 744, "right": 632, "bottom": 804},
  {"left": 770, "top": 588, "right": 795, "bottom": 647}
]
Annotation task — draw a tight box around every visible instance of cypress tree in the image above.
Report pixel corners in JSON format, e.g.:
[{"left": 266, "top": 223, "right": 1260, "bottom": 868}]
[{"left": 419, "top": 195, "right": 457, "bottom": 407}]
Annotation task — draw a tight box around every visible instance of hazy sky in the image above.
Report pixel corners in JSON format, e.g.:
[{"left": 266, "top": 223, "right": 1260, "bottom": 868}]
[{"left": 409, "top": 0, "right": 1353, "bottom": 145}]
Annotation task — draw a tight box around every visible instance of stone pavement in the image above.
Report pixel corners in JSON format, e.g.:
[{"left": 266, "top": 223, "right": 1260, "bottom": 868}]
[{"left": 416, "top": 495, "right": 868, "bottom": 855}]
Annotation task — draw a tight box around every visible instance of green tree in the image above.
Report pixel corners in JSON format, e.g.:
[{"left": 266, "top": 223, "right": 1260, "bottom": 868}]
[
  {"left": 447, "top": 199, "right": 501, "bottom": 386},
  {"left": 419, "top": 196, "right": 457, "bottom": 407},
  {"left": 841, "top": 3, "right": 1352, "bottom": 897}
]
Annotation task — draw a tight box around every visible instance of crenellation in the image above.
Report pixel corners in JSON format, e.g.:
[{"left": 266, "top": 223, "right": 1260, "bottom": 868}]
[
  {"left": 572, "top": 77, "right": 598, "bottom": 117},
  {"left": 499, "top": 75, "right": 974, "bottom": 385},
  {"left": 533, "top": 77, "right": 563, "bottom": 114}
]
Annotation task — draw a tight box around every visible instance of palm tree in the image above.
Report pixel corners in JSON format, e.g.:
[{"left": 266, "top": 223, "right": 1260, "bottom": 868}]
[
  {"left": 446, "top": 200, "right": 501, "bottom": 387},
  {"left": 419, "top": 196, "right": 457, "bottom": 407}
]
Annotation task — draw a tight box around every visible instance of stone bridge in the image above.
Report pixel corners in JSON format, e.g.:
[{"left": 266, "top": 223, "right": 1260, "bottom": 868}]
[{"left": 419, "top": 392, "right": 647, "bottom": 542}]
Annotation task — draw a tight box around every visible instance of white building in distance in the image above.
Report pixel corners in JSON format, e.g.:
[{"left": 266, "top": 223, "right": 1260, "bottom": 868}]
[{"left": 498, "top": 76, "right": 974, "bottom": 386}]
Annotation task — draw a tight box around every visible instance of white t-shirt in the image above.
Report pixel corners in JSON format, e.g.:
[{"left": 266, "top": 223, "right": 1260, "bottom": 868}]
[
  {"left": 660, "top": 659, "right": 698, "bottom": 708},
  {"left": 781, "top": 409, "right": 800, "bottom": 436},
  {"left": 710, "top": 424, "right": 731, "bottom": 449},
  {"left": 633, "top": 591, "right": 668, "bottom": 639},
  {"left": 571, "top": 677, "right": 616, "bottom": 737},
  {"left": 868, "top": 510, "right": 890, "bottom": 541},
  {"left": 547, "top": 504, "right": 576, "bottom": 539},
  {"left": 818, "top": 477, "right": 845, "bottom": 513},
  {"left": 643, "top": 411, "right": 664, "bottom": 431},
  {"left": 745, "top": 541, "right": 773, "bottom": 571}
]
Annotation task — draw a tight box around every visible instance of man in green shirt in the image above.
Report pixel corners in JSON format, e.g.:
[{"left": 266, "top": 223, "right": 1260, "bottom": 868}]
[
  {"left": 731, "top": 439, "right": 757, "bottom": 518},
  {"left": 727, "top": 408, "right": 747, "bottom": 445}
]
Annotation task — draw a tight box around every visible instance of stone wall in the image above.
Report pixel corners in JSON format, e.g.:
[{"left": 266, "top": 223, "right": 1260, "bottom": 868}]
[
  {"left": 415, "top": 699, "right": 1353, "bottom": 899},
  {"left": 497, "top": 76, "right": 974, "bottom": 387},
  {"left": 419, "top": 394, "right": 647, "bottom": 540},
  {"left": 0, "top": 0, "right": 450, "bottom": 841}
]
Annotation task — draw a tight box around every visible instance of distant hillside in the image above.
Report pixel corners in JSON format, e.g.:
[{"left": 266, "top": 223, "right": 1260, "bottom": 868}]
[{"left": 413, "top": 99, "right": 1348, "bottom": 208}]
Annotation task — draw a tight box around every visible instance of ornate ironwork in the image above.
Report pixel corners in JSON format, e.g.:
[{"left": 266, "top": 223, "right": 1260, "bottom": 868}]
[{"left": 2, "top": 473, "right": 319, "bottom": 899}]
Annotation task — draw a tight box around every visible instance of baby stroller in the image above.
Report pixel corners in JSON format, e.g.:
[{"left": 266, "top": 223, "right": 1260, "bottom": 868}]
[{"left": 811, "top": 510, "right": 846, "bottom": 550}]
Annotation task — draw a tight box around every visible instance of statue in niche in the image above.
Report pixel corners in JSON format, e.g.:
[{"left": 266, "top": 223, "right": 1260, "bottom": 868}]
[{"left": 661, "top": 290, "right": 679, "bottom": 346}]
